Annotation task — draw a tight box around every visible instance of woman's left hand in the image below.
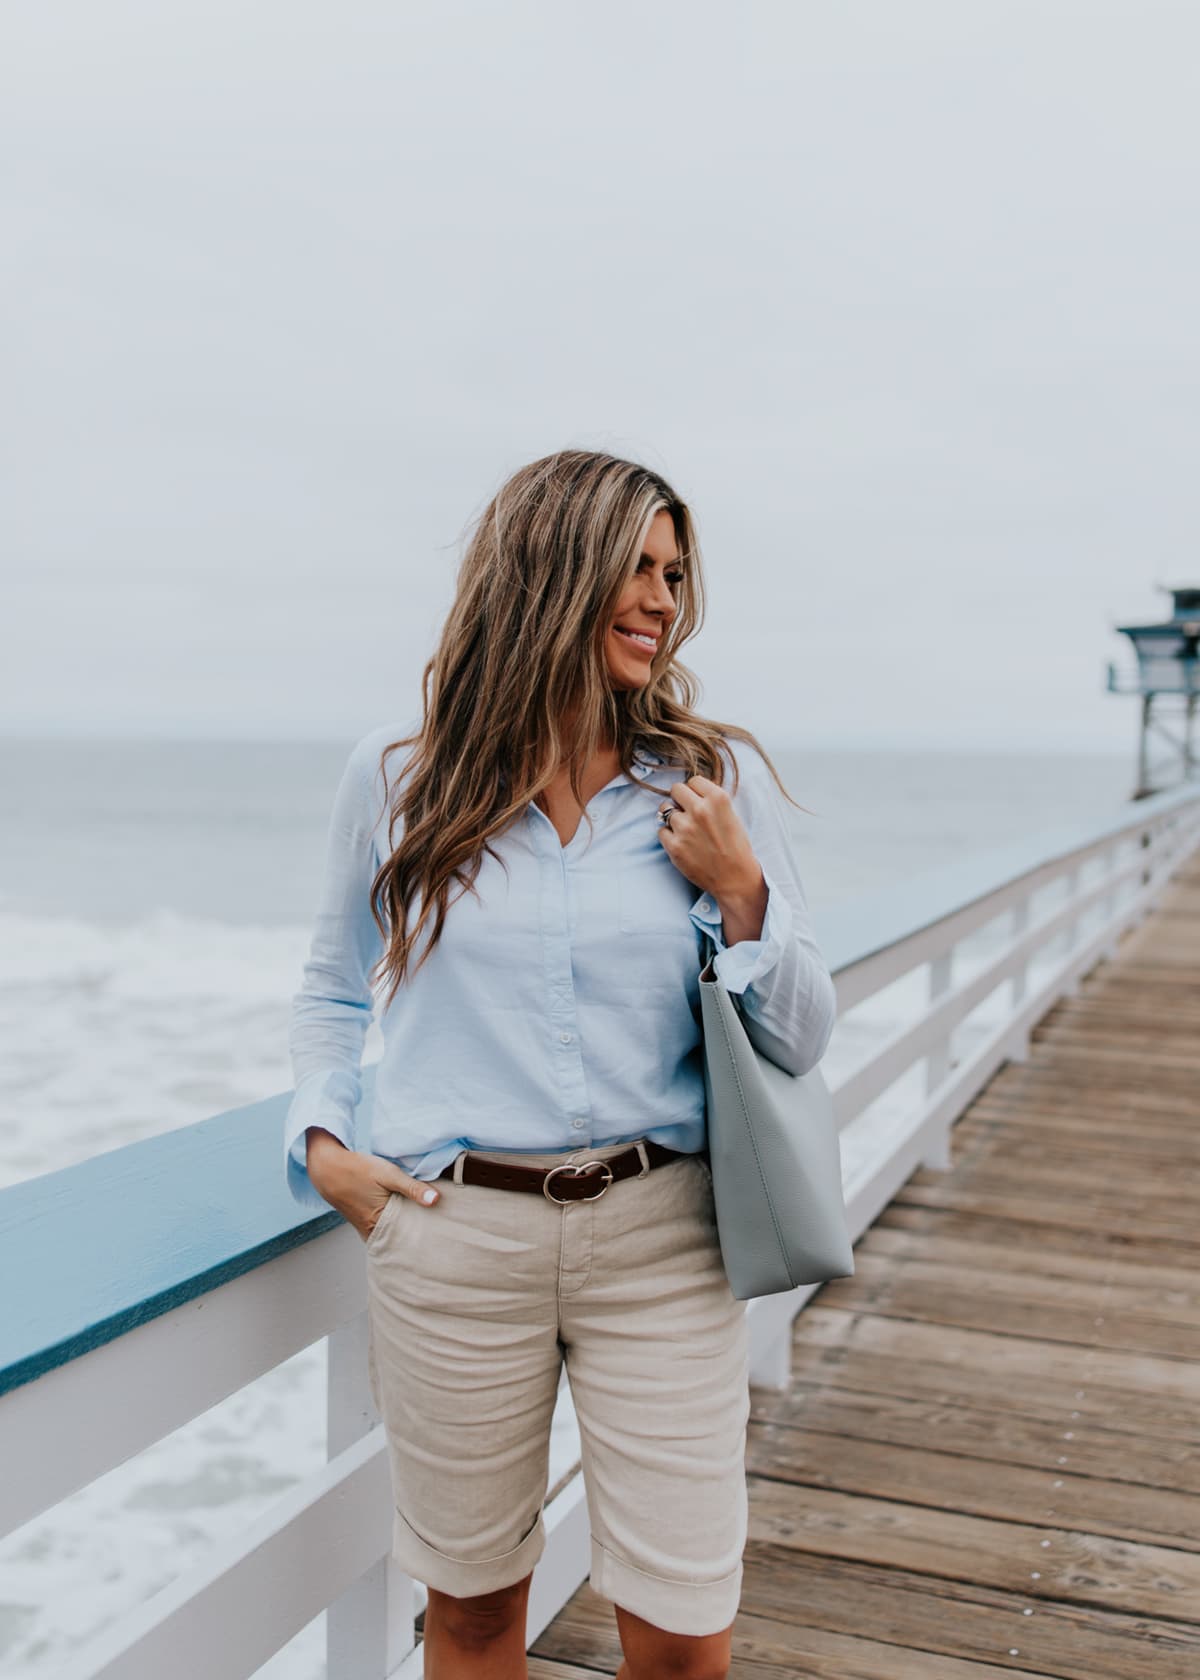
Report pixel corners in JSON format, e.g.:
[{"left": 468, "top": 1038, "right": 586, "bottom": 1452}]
[{"left": 656, "top": 776, "right": 765, "bottom": 915}]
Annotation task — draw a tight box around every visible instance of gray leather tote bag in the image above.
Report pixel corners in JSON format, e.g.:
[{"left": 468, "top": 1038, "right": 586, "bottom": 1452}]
[{"left": 698, "top": 931, "right": 855, "bottom": 1299}]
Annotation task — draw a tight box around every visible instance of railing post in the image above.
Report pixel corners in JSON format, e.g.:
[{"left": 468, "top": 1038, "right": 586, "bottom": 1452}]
[
  {"left": 1139, "top": 826, "right": 1154, "bottom": 892},
  {"left": 1059, "top": 864, "right": 1081, "bottom": 994},
  {"left": 921, "top": 950, "right": 954, "bottom": 1169},
  {"left": 1100, "top": 842, "right": 1122, "bottom": 962},
  {"left": 327, "top": 1310, "right": 418, "bottom": 1677},
  {"left": 1008, "top": 894, "right": 1031, "bottom": 1061}
]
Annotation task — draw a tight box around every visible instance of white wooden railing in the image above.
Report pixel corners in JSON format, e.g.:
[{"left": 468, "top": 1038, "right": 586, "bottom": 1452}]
[{"left": 3, "top": 780, "right": 1199, "bottom": 1678}]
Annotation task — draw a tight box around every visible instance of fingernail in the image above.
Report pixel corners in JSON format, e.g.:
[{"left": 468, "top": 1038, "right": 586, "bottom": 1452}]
[{"left": 422, "top": 1188, "right": 437, "bottom": 1204}]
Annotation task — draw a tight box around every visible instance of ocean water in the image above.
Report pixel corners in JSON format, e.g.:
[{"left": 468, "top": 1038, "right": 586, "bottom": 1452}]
[{"left": 0, "top": 735, "right": 1139, "bottom": 1675}]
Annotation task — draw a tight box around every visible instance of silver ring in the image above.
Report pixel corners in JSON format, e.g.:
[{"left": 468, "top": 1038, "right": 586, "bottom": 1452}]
[{"left": 657, "top": 803, "right": 675, "bottom": 830}]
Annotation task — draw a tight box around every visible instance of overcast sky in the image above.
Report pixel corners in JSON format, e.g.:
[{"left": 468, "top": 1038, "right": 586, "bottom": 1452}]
[{"left": 4, "top": 1, "right": 1197, "bottom": 750}]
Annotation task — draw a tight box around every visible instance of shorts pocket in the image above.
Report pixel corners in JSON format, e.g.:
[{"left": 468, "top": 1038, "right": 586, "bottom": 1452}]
[{"left": 365, "top": 1191, "right": 402, "bottom": 1252}]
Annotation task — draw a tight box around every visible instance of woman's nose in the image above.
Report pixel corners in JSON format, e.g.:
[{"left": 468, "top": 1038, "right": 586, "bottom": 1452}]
[{"left": 646, "top": 575, "right": 677, "bottom": 618}]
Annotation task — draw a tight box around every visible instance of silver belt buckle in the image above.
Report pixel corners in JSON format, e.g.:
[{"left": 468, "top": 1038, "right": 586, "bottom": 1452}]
[{"left": 543, "top": 1159, "right": 615, "bottom": 1204}]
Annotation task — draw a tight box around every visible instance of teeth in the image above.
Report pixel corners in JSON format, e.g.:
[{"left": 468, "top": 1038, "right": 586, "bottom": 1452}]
[{"left": 617, "top": 628, "right": 656, "bottom": 646}]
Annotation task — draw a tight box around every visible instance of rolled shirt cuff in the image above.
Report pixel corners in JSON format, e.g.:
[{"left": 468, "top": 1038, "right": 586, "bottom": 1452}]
[
  {"left": 283, "top": 1068, "right": 361, "bottom": 1210},
  {"left": 687, "top": 868, "right": 793, "bottom": 995}
]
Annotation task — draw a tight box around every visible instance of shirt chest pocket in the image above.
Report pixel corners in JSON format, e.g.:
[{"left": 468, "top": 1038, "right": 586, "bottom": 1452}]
[
  {"left": 617, "top": 848, "right": 701, "bottom": 940},
  {"left": 615, "top": 864, "right": 707, "bottom": 1000}
]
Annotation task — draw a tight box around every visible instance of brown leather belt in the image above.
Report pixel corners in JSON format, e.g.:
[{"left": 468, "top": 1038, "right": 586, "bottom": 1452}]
[{"left": 436, "top": 1139, "right": 697, "bottom": 1203}]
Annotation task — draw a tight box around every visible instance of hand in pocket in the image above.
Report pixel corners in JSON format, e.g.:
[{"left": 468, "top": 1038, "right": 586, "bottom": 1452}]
[{"left": 305, "top": 1134, "right": 442, "bottom": 1242}]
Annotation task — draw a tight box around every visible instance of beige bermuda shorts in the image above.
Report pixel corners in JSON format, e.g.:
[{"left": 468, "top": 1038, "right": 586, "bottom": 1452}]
[{"left": 364, "top": 1137, "right": 751, "bottom": 1637}]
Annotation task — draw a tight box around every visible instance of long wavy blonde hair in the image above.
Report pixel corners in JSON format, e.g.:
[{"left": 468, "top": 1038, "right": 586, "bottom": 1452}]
[{"left": 367, "top": 448, "right": 809, "bottom": 1006}]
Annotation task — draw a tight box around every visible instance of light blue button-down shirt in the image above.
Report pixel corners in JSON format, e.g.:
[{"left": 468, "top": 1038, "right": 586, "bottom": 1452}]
[{"left": 283, "top": 719, "right": 837, "bottom": 1209}]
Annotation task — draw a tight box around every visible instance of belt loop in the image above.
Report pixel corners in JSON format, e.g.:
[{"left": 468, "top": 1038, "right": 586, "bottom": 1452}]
[
  {"left": 452, "top": 1152, "right": 467, "bottom": 1185},
  {"left": 634, "top": 1139, "right": 650, "bottom": 1178}
]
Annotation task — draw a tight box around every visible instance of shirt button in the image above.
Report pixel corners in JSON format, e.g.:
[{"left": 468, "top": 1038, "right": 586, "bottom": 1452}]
[
  {"left": 571, "top": 1119, "right": 585, "bottom": 1130},
  {"left": 559, "top": 1031, "right": 573, "bottom": 1044},
  {"left": 699, "top": 898, "right": 712, "bottom": 913}
]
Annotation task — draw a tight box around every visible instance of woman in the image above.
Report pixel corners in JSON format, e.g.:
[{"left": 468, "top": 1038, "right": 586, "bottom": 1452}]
[{"left": 283, "top": 448, "right": 837, "bottom": 1680}]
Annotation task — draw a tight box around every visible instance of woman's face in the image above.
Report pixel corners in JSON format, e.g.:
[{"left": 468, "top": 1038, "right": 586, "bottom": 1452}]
[{"left": 604, "top": 509, "right": 684, "bottom": 690}]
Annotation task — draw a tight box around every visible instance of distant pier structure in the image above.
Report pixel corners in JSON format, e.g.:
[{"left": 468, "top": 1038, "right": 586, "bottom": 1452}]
[{"left": 1107, "top": 583, "right": 1200, "bottom": 798}]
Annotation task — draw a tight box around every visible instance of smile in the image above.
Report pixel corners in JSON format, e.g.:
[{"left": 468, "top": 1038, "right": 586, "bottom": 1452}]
[{"left": 614, "top": 627, "right": 658, "bottom": 650}]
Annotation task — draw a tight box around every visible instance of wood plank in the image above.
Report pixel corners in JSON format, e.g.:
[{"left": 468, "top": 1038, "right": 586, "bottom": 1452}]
[
  {"left": 951, "top": 1115, "right": 1200, "bottom": 1167},
  {"left": 739, "top": 1550, "right": 1200, "bottom": 1680},
  {"left": 746, "top": 1405, "right": 1200, "bottom": 1542},
  {"left": 955, "top": 1104, "right": 1200, "bottom": 1147},
  {"left": 971, "top": 1042, "right": 1200, "bottom": 1091},
  {"left": 782, "top": 1318, "right": 1200, "bottom": 1446},
  {"left": 815, "top": 1250, "right": 1200, "bottom": 1358},
  {"left": 966, "top": 1079, "right": 1200, "bottom": 1115},
  {"left": 787, "top": 1307, "right": 1200, "bottom": 1432},
  {"left": 938, "top": 1154, "right": 1200, "bottom": 1198},
  {"left": 965, "top": 1080, "right": 1200, "bottom": 1120},
  {"left": 908, "top": 1158, "right": 1198, "bottom": 1205},
  {"left": 891, "top": 1178, "right": 1200, "bottom": 1247},
  {"left": 791, "top": 1305, "right": 1200, "bottom": 1400},
  {"left": 746, "top": 1475, "right": 1200, "bottom": 1620},
  {"left": 1030, "top": 1020, "right": 1200, "bottom": 1042},
  {"left": 1031, "top": 1019, "right": 1200, "bottom": 1053},
  {"left": 532, "top": 1588, "right": 1062, "bottom": 1678},
  {"left": 873, "top": 1202, "right": 1196, "bottom": 1273},
  {"left": 955, "top": 1123, "right": 1200, "bottom": 1162},
  {"left": 727, "top": 1609, "right": 1066, "bottom": 1679},
  {"left": 528, "top": 1657, "right": 615, "bottom": 1680},
  {"left": 908, "top": 1152, "right": 1198, "bottom": 1206},
  {"left": 528, "top": 1591, "right": 646, "bottom": 1677},
  {"left": 859, "top": 1221, "right": 1200, "bottom": 1299}
]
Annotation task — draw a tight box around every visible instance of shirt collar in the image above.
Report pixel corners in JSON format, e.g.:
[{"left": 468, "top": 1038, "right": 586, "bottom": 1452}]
[{"left": 498, "top": 743, "right": 674, "bottom": 799}]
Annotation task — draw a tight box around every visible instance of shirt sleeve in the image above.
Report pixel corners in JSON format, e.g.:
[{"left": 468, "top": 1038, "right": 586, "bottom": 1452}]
[
  {"left": 283, "top": 737, "right": 388, "bottom": 1210},
  {"left": 686, "top": 741, "right": 837, "bottom": 1077}
]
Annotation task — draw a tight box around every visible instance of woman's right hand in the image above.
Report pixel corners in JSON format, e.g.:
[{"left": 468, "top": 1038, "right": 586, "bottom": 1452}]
[{"left": 305, "top": 1127, "right": 441, "bottom": 1243}]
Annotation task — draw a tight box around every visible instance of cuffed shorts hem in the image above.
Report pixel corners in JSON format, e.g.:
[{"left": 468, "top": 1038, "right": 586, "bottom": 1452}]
[
  {"left": 589, "top": 1535, "right": 743, "bottom": 1638},
  {"left": 389, "top": 1502, "right": 547, "bottom": 1598}
]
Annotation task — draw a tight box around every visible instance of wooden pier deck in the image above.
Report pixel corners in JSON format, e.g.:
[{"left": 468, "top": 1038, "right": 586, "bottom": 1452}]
[{"left": 524, "top": 856, "right": 1200, "bottom": 1677}]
